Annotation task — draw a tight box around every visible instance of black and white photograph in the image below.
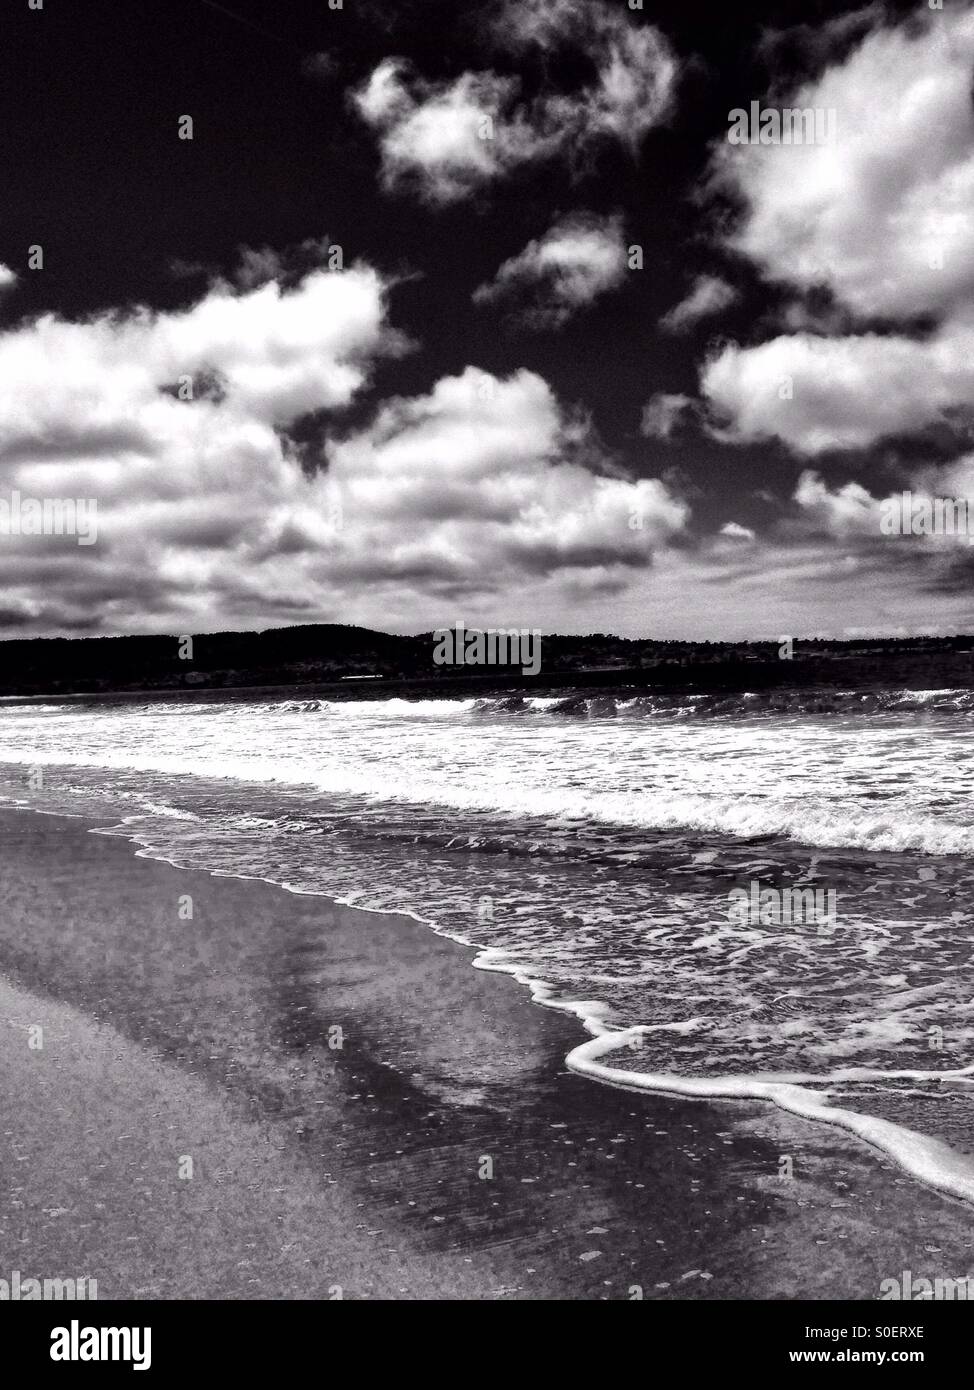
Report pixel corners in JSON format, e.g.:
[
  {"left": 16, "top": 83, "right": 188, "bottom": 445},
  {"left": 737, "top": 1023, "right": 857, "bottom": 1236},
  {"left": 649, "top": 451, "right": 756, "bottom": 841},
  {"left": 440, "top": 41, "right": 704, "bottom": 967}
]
[{"left": 1, "top": 0, "right": 972, "bottom": 1361}]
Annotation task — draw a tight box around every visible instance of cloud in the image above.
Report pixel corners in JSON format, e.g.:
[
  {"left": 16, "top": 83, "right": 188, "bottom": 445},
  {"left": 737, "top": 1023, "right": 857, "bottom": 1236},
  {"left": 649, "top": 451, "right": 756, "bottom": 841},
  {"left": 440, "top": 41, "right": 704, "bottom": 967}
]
[
  {"left": 640, "top": 392, "right": 695, "bottom": 441},
  {"left": 792, "top": 470, "right": 887, "bottom": 537},
  {"left": 230, "top": 237, "right": 343, "bottom": 290},
  {"left": 754, "top": 6, "right": 885, "bottom": 76},
  {"left": 698, "top": 7, "right": 974, "bottom": 455},
  {"left": 0, "top": 265, "right": 17, "bottom": 292},
  {"left": 0, "top": 256, "right": 405, "bottom": 630},
  {"left": 793, "top": 461, "right": 974, "bottom": 548},
  {"left": 351, "top": 60, "right": 542, "bottom": 205},
  {"left": 324, "top": 366, "right": 689, "bottom": 584},
  {"left": 496, "top": 0, "right": 678, "bottom": 149},
  {"left": 660, "top": 275, "right": 738, "bottom": 332},
  {"left": 352, "top": 1, "right": 677, "bottom": 204},
  {"left": 473, "top": 213, "right": 627, "bottom": 328},
  {"left": 712, "top": 7, "right": 974, "bottom": 320},
  {"left": 0, "top": 263, "right": 403, "bottom": 441},
  {"left": 0, "top": 257, "right": 689, "bottom": 633},
  {"left": 615, "top": 449, "right": 974, "bottom": 640},
  {"left": 701, "top": 318, "right": 974, "bottom": 454}
]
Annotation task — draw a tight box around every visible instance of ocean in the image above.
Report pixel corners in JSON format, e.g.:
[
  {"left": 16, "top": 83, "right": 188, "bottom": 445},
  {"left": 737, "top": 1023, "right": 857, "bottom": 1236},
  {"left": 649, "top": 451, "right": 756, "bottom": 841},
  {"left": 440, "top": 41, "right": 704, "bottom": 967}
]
[{"left": 2, "top": 688, "right": 973, "bottom": 1203}]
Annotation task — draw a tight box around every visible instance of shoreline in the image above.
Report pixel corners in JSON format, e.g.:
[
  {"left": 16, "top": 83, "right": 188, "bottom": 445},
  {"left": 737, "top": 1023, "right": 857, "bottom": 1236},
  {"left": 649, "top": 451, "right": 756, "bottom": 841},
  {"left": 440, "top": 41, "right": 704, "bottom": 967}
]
[
  {"left": 2, "top": 804, "right": 974, "bottom": 1299},
  {"left": 81, "top": 802, "right": 974, "bottom": 1210}
]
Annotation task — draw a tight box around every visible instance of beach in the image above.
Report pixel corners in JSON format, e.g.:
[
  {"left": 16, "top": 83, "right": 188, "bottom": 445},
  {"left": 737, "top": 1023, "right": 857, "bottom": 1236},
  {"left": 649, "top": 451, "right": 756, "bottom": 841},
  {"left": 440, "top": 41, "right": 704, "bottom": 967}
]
[{"left": 2, "top": 803, "right": 974, "bottom": 1300}]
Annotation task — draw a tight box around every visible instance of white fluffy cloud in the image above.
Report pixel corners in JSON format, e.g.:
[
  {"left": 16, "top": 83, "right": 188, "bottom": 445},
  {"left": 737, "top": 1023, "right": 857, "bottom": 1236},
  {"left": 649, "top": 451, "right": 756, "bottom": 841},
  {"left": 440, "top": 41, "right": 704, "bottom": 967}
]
[
  {"left": 498, "top": 0, "right": 678, "bottom": 148},
  {"left": 792, "top": 470, "right": 888, "bottom": 536},
  {"left": 701, "top": 318, "right": 974, "bottom": 454},
  {"left": 794, "top": 458, "right": 974, "bottom": 547},
  {"left": 473, "top": 213, "right": 628, "bottom": 328},
  {"left": 351, "top": 61, "right": 544, "bottom": 205},
  {"left": 712, "top": 7, "right": 974, "bottom": 319},
  {"left": 660, "top": 275, "right": 738, "bottom": 332},
  {"left": 700, "top": 6, "right": 974, "bottom": 454},
  {"left": 720, "top": 521, "right": 755, "bottom": 541},
  {"left": 0, "top": 259, "right": 406, "bottom": 629},
  {"left": 640, "top": 392, "right": 695, "bottom": 441},
  {"left": 324, "top": 367, "right": 688, "bottom": 585},
  {"left": 352, "top": 0, "right": 677, "bottom": 204},
  {"left": 0, "top": 263, "right": 401, "bottom": 442},
  {"left": 0, "top": 258, "right": 688, "bottom": 634}
]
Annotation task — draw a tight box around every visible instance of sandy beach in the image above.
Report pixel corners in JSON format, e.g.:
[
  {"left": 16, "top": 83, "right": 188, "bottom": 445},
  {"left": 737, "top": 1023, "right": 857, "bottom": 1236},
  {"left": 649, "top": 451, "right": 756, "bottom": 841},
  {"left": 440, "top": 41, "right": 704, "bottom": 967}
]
[{"left": 1, "top": 805, "right": 973, "bottom": 1300}]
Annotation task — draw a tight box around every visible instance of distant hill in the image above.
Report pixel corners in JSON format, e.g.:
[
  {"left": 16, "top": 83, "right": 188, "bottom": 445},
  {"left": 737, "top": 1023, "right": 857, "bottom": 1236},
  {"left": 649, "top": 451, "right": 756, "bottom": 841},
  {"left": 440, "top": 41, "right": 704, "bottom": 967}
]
[{"left": 1, "top": 624, "right": 973, "bottom": 700}]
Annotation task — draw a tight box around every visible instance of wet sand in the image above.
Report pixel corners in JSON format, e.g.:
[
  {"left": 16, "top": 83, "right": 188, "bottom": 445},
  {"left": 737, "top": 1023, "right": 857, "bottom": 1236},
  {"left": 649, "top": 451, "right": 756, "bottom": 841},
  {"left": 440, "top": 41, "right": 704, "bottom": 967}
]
[{"left": 1, "top": 806, "right": 973, "bottom": 1299}]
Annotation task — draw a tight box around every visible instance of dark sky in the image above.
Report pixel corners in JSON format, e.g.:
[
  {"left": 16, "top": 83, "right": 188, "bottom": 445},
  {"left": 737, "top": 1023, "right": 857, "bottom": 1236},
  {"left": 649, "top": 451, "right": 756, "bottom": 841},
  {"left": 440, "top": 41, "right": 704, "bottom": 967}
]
[
  {"left": 0, "top": 0, "right": 968, "bottom": 639},
  {"left": 0, "top": 0, "right": 870, "bottom": 508}
]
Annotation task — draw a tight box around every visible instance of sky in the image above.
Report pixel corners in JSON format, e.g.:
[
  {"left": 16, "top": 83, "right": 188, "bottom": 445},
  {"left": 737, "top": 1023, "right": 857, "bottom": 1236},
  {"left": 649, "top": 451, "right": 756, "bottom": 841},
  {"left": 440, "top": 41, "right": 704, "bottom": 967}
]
[{"left": 0, "top": 0, "right": 973, "bottom": 640}]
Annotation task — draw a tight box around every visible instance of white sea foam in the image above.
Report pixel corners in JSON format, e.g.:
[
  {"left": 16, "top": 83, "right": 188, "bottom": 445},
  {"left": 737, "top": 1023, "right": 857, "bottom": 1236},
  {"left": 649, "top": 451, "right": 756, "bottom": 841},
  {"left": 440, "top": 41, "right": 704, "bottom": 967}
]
[
  {"left": 2, "top": 691, "right": 974, "bottom": 1203},
  {"left": 0, "top": 735, "right": 968, "bottom": 853},
  {"left": 567, "top": 1029, "right": 974, "bottom": 1206}
]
